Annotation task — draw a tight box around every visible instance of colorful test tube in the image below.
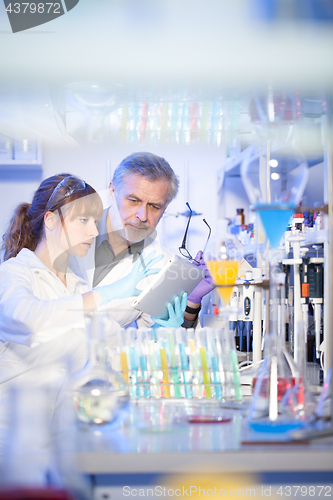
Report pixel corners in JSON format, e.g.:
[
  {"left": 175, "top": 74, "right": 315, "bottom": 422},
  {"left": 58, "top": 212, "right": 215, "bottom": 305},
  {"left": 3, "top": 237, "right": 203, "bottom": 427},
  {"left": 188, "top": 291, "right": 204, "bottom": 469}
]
[
  {"left": 200, "top": 347, "right": 212, "bottom": 399},
  {"left": 160, "top": 348, "right": 170, "bottom": 398},
  {"left": 168, "top": 330, "right": 181, "bottom": 398}
]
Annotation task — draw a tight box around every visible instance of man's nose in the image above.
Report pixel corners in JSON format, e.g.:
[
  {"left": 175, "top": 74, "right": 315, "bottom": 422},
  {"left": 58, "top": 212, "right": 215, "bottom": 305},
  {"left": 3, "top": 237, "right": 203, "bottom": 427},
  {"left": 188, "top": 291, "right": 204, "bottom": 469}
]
[{"left": 136, "top": 204, "right": 148, "bottom": 223}]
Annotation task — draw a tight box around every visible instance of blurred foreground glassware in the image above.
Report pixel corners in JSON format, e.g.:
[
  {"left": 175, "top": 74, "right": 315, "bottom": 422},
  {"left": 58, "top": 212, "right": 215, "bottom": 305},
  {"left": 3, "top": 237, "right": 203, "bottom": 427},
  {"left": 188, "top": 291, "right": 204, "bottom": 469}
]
[
  {"left": 0, "top": 379, "right": 90, "bottom": 500},
  {"left": 241, "top": 139, "right": 309, "bottom": 432},
  {"left": 71, "top": 313, "right": 129, "bottom": 427}
]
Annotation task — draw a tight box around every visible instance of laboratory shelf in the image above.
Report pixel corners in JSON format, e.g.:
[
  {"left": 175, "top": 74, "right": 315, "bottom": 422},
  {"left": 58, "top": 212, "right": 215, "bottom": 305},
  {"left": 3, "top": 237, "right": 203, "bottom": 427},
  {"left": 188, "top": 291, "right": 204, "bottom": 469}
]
[
  {"left": 0, "top": 141, "right": 42, "bottom": 171},
  {"left": 0, "top": 160, "right": 42, "bottom": 171}
]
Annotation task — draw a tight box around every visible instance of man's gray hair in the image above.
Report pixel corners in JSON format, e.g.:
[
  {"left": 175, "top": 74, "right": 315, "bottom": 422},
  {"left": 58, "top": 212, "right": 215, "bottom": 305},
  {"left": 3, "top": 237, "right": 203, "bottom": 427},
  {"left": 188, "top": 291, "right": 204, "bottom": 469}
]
[{"left": 112, "top": 152, "right": 179, "bottom": 204}]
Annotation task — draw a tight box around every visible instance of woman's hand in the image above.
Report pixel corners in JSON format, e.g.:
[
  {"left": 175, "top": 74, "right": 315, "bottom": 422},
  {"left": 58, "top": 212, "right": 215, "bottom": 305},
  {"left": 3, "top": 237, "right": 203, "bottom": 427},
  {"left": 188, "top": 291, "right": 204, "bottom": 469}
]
[{"left": 96, "top": 250, "right": 164, "bottom": 305}]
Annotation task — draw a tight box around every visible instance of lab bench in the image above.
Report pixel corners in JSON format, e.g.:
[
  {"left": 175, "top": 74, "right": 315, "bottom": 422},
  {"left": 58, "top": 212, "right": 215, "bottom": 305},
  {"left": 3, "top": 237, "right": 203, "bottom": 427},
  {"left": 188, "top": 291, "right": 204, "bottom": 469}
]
[{"left": 73, "top": 400, "right": 333, "bottom": 499}]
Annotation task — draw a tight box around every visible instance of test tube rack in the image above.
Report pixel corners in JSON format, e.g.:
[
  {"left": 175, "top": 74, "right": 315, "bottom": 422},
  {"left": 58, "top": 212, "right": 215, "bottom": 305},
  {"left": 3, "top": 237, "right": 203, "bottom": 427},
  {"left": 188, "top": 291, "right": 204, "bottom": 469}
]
[{"left": 118, "top": 327, "right": 242, "bottom": 402}]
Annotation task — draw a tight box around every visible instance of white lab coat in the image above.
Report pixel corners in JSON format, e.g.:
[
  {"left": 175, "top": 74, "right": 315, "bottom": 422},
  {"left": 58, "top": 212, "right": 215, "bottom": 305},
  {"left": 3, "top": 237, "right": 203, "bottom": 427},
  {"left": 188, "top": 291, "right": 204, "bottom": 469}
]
[
  {"left": 0, "top": 248, "right": 121, "bottom": 425},
  {"left": 68, "top": 235, "right": 172, "bottom": 328}
]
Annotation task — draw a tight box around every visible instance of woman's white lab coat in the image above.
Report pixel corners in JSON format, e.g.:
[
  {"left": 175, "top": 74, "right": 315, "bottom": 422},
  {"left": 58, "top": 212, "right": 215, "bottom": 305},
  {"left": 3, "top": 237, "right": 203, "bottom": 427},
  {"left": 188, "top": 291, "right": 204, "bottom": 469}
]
[{"left": 0, "top": 248, "right": 120, "bottom": 424}]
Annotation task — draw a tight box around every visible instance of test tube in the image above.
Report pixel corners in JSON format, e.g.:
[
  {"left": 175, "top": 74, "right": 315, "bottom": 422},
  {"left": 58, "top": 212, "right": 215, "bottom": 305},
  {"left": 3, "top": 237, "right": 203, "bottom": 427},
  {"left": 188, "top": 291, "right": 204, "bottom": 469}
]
[
  {"left": 187, "top": 328, "right": 202, "bottom": 399},
  {"left": 137, "top": 329, "right": 150, "bottom": 399},
  {"left": 224, "top": 324, "right": 242, "bottom": 401},
  {"left": 156, "top": 328, "right": 171, "bottom": 398},
  {"left": 118, "top": 328, "right": 129, "bottom": 384},
  {"left": 176, "top": 328, "right": 192, "bottom": 399},
  {"left": 167, "top": 329, "right": 181, "bottom": 399},
  {"left": 206, "top": 328, "right": 222, "bottom": 400},
  {"left": 197, "top": 328, "right": 212, "bottom": 399},
  {"left": 127, "top": 328, "right": 140, "bottom": 399},
  {"left": 148, "top": 334, "right": 161, "bottom": 399}
]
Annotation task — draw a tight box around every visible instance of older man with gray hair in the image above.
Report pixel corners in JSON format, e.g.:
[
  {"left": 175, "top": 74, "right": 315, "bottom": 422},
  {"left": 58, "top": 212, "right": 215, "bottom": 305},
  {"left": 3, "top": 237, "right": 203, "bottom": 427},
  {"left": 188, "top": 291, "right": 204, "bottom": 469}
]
[{"left": 70, "top": 152, "right": 213, "bottom": 329}]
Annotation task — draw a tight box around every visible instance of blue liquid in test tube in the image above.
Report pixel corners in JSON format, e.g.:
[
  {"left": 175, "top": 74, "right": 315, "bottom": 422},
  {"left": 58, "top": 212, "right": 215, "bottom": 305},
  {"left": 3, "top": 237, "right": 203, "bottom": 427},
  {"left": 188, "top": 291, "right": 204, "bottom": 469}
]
[{"left": 179, "top": 342, "right": 192, "bottom": 399}]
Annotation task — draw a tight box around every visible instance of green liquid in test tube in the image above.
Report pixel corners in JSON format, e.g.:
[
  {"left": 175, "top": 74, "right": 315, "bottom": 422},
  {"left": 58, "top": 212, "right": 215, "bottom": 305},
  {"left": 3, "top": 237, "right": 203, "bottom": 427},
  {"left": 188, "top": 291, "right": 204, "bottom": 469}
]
[
  {"left": 200, "top": 347, "right": 212, "bottom": 399},
  {"left": 230, "top": 350, "right": 242, "bottom": 400},
  {"left": 179, "top": 342, "right": 192, "bottom": 399},
  {"left": 211, "top": 355, "right": 222, "bottom": 400}
]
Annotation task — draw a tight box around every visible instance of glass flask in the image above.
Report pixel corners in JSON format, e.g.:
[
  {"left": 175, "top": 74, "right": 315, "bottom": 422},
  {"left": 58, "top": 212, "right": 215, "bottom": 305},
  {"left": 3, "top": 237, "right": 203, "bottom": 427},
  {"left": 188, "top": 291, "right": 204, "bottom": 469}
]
[
  {"left": 71, "top": 313, "right": 129, "bottom": 427},
  {"left": 248, "top": 273, "right": 301, "bottom": 430},
  {"left": 282, "top": 318, "right": 317, "bottom": 423},
  {"left": 241, "top": 138, "right": 309, "bottom": 431}
]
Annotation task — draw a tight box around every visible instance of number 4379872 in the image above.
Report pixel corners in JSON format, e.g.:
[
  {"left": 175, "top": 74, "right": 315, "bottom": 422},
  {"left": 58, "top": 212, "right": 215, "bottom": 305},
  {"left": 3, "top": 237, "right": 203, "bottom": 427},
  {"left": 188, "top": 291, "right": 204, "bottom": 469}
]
[{"left": 5, "top": 3, "right": 61, "bottom": 14}]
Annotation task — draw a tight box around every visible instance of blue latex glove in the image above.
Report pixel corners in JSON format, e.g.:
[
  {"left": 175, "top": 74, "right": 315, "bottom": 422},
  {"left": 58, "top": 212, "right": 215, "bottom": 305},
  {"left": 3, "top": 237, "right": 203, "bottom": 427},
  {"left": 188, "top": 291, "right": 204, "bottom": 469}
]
[
  {"left": 151, "top": 292, "right": 187, "bottom": 328},
  {"left": 187, "top": 250, "right": 215, "bottom": 304},
  {"left": 96, "top": 250, "right": 163, "bottom": 305}
]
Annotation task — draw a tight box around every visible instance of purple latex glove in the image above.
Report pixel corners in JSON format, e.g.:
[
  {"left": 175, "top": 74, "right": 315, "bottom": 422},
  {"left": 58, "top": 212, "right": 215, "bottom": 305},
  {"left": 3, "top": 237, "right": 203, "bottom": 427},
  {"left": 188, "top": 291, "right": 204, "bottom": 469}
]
[{"left": 187, "top": 250, "right": 215, "bottom": 305}]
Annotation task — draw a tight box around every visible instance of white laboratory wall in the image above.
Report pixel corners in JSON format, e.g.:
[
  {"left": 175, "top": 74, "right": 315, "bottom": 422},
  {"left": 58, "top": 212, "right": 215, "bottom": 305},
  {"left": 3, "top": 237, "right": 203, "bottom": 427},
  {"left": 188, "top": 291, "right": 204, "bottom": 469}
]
[{"left": 0, "top": 142, "right": 225, "bottom": 258}]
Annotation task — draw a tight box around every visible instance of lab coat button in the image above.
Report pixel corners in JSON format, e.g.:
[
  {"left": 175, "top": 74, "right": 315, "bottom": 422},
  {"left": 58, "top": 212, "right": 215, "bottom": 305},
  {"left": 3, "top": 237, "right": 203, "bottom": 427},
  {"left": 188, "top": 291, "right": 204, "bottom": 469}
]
[{"left": 59, "top": 367, "right": 66, "bottom": 374}]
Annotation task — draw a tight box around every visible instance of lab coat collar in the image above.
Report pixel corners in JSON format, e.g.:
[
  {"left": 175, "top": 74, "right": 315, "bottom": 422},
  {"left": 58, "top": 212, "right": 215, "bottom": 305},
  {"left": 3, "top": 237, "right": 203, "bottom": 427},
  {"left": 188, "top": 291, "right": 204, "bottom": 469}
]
[{"left": 16, "top": 248, "right": 88, "bottom": 288}]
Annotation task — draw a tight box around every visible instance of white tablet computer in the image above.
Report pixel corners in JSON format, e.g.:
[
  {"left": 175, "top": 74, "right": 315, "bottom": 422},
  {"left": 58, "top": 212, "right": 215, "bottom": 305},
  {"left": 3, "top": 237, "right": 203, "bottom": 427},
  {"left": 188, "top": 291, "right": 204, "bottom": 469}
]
[{"left": 131, "top": 255, "right": 205, "bottom": 320}]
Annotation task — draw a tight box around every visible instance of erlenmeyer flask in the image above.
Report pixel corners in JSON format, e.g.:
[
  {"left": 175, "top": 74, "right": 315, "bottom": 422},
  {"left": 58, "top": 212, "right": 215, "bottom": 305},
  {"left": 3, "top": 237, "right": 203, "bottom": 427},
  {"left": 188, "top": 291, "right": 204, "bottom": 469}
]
[
  {"left": 71, "top": 313, "right": 129, "bottom": 427},
  {"left": 248, "top": 269, "right": 301, "bottom": 431},
  {"left": 283, "top": 321, "right": 317, "bottom": 422}
]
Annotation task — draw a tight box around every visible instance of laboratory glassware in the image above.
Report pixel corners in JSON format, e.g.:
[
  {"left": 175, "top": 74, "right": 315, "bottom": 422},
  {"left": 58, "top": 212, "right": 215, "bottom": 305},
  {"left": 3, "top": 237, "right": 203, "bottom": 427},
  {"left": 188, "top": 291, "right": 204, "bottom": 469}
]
[
  {"left": 71, "top": 313, "right": 129, "bottom": 427},
  {"left": 0, "top": 375, "right": 90, "bottom": 499},
  {"left": 241, "top": 141, "right": 309, "bottom": 431}
]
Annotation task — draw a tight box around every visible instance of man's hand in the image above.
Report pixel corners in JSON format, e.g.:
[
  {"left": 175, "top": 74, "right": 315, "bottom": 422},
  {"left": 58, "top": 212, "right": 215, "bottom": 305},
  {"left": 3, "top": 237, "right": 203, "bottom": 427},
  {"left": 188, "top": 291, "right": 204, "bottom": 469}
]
[{"left": 151, "top": 292, "right": 187, "bottom": 328}]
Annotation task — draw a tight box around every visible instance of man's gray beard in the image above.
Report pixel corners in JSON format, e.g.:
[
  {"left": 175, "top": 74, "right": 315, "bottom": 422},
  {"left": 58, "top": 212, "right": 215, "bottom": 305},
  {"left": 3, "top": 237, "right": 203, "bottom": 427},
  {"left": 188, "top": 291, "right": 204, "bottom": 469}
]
[{"left": 123, "top": 225, "right": 153, "bottom": 243}]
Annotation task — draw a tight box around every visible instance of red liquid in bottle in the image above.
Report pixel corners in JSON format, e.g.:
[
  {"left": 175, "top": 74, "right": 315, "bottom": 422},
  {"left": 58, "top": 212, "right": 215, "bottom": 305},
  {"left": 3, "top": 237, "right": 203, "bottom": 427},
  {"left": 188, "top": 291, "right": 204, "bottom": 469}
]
[{"left": 252, "top": 377, "right": 296, "bottom": 401}]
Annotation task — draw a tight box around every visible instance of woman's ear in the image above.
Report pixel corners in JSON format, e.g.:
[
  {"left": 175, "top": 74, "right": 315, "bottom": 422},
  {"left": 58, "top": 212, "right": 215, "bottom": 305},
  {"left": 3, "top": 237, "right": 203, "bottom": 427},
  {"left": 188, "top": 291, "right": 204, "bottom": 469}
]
[{"left": 44, "top": 211, "right": 57, "bottom": 231}]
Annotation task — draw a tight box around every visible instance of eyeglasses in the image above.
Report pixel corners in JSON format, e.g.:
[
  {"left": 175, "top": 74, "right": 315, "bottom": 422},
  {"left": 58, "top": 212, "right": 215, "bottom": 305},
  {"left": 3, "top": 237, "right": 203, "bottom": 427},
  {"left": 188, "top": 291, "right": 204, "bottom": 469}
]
[
  {"left": 179, "top": 202, "right": 211, "bottom": 263},
  {"left": 47, "top": 176, "right": 87, "bottom": 212}
]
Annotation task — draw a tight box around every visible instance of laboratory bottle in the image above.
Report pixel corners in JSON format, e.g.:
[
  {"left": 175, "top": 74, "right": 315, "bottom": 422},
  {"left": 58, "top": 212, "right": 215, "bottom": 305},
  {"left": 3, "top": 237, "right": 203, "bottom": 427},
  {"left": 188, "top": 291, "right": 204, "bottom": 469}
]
[
  {"left": 235, "top": 208, "right": 245, "bottom": 226},
  {"left": 70, "top": 313, "right": 129, "bottom": 427}
]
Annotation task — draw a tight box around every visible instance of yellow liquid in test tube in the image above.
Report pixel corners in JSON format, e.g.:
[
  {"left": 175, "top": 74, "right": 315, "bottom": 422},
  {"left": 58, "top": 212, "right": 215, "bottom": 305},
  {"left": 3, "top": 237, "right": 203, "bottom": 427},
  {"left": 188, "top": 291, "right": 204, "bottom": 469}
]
[
  {"left": 206, "top": 260, "right": 240, "bottom": 307},
  {"left": 160, "top": 348, "right": 170, "bottom": 398},
  {"left": 120, "top": 351, "right": 129, "bottom": 384}
]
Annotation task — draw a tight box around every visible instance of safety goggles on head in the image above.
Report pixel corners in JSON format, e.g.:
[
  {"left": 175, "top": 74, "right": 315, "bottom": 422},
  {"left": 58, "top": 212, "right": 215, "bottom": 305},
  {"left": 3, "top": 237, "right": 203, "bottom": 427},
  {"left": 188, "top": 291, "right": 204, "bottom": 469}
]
[
  {"left": 179, "top": 202, "right": 211, "bottom": 264},
  {"left": 47, "top": 175, "right": 87, "bottom": 212}
]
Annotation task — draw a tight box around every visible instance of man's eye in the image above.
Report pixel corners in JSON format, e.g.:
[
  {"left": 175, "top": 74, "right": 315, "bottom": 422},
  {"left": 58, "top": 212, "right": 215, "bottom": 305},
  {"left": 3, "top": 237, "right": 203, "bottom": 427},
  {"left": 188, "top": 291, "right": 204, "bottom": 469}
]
[
  {"left": 128, "top": 199, "right": 138, "bottom": 203},
  {"left": 79, "top": 218, "right": 88, "bottom": 224}
]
